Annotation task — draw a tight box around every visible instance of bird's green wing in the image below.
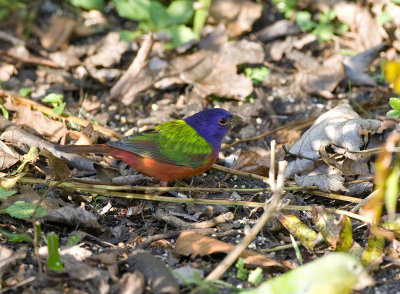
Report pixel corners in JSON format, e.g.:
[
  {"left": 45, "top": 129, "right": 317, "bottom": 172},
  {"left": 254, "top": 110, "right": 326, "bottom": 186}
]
[{"left": 107, "top": 120, "right": 213, "bottom": 168}]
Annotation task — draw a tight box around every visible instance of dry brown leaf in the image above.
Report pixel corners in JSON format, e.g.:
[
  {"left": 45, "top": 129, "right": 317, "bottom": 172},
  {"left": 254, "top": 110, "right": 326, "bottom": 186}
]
[
  {"left": 297, "top": 53, "right": 345, "bottom": 99},
  {"left": 41, "top": 149, "right": 71, "bottom": 180},
  {"left": 0, "top": 63, "right": 17, "bottom": 81},
  {"left": 173, "top": 39, "right": 264, "bottom": 100},
  {"left": 45, "top": 205, "right": 105, "bottom": 231},
  {"left": 256, "top": 19, "right": 301, "bottom": 43},
  {"left": 334, "top": 2, "right": 386, "bottom": 51},
  {"left": 173, "top": 231, "right": 285, "bottom": 269},
  {"left": 210, "top": 0, "right": 262, "bottom": 37},
  {"left": 0, "top": 140, "right": 20, "bottom": 171},
  {"left": 235, "top": 151, "right": 270, "bottom": 176},
  {"left": 40, "top": 15, "right": 78, "bottom": 50},
  {"left": 3, "top": 96, "right": 68, "bottom": 143}
]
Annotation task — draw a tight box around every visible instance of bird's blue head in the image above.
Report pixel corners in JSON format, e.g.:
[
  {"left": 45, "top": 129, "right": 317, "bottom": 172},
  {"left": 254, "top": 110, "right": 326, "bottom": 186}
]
[{"left": 184, "top": 108, "right": 242, "bottom": 151}]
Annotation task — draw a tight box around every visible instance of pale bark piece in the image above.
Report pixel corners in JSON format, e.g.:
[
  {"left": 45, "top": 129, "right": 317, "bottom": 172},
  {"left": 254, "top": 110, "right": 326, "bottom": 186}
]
[{"left": 286, "top": 104, "right": 381, "bottom": 180}]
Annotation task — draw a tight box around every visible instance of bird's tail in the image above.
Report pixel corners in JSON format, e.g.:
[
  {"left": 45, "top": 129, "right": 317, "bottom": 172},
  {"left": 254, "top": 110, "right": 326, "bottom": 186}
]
[{"left": 54, "top": 143, "right": 113, "bottom": 154}]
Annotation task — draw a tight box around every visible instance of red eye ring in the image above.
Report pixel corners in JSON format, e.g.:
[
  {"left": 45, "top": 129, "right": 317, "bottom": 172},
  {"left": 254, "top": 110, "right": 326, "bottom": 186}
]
[{"left": 218, "top": 118, "right": 228, "bottom": 125}]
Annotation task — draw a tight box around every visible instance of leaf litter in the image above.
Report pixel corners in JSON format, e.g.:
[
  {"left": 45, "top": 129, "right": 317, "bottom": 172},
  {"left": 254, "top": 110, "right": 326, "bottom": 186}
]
[{"left": 0, "top": 0, "right": 400, "bottom": 293}]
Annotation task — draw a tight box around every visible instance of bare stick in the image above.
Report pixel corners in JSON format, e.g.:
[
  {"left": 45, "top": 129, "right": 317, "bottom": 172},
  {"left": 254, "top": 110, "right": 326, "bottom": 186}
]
[
  {"left": 109, "top": 33, "right": 153, "bottom": 104},
  {"left": 205, "top": 141, "right": 287, "bottom": 281}
]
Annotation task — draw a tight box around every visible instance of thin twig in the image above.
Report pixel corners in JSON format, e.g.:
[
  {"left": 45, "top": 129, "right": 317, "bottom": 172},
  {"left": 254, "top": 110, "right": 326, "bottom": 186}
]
[
  {"left": 351, "top": 189, "right": 380, "bottom": 213},
  {"left": 16, "top": 176, "right": 315, "bottom": 194},
  {"left": 261, "top": 242, "right": 300, "bottom": 253},
  {"left": 221, "top": 116, "right": 316, "bottom": 150},
  {"left": 206, "top": 141, "right": 287, "bottom": 281},
  {"left": 308, "top": 190, "right": 362, "bottom": 203},
  {"left": 212, "top": 164, "right": 270, "bottom": 183}
]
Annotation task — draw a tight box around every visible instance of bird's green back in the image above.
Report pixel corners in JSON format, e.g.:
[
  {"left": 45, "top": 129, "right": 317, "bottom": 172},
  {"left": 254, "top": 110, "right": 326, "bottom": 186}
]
[{"left": 108, "top": 120, "right": 214, "bottom": 168}]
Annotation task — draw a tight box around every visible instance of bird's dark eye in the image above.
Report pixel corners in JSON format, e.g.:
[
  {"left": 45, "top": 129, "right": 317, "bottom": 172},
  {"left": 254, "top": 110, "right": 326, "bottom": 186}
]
[{"left": 218, "top": 117, "right": 228, "bottom": 125}]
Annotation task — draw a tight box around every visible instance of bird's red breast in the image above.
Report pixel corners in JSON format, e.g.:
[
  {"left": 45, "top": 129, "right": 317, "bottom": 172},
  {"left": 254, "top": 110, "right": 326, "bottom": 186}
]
[{"left": 108, "top": 148, "right": 218, "bottom": 181}]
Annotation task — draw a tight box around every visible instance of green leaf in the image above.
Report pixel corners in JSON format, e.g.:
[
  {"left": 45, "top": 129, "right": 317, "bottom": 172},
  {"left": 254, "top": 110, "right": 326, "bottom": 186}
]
[
  {"left": 245, "top": 66, "right": 270, "bottom": 85},
  {"left": 387, "top": 109, "right": 400, "bottom": 118},
  {"left": 193, "top": 0, "right": 210, "bottom": 39},
  {"left": 290, "top": 234, "right": 303, "bottom": 264},
  {"left": 389, "top": 97, "right": 400, "bottom": 110},
  {"left": 149, "top": 1, "right": 169, "bottom": 29},
  {"left": 235, "top": 258, "right": 249, "bottom": 280},
  {"left": 0, "top": 103, "right": 9, "bottom": 119},
  {"left": 113, "top": 0, "right": 151, "bottom": 22},
  {"left": 385, "top": 163, "right": 399, "bottom": 221},
  {"left": 5, "top": 201, "right": 47, "bottom": 219},
  {"left": 248, "top": 267, "right": 263, "bottom": 285},
  {"left": 277, "top": 213, "right": 318, "bottom": 250},
  {"left": 69, "top": 0, "right": 104, "bottom": 10},
  {"left": 313, "top": 24, "right": 334, "bottom": 42},
  {"left": 0, "top": 186, "right": 17, "bottom": 199},
  {"left": 47, "top": 233, "right": 64, "bottom": 271},
  {"left": 42, "top": 93, "right": 64, "bottom": 106},
  {"left": 166, "top": 0, "right": 194, "bottom": 25},
  {"left": 52, "top": 102, "right": 66, "bottom": 115},
  {"left": 378, "top": 9, "right": 392, "bottom": 25},
  {"left": 318, "top": 9, "right": 336, "bottom": 23},
  {"left": 119, "top": 29, "right": 144, "bottom": 41},
  {"left": 66, "top": 233, "right": 83, "bottom": 247},
  {"left": 336, "top": 216, "right": 353, "bottom": 252},
  {"left": 295, "top": 11, "right": 315, "bottom": 32},
  {"left": 361, "top": 235, "right": 384, "bottom": 269},
  {"left": 164, "top": 25, "right": 196, "bottom": 48},
  {"left": 0, "top": 228, "right": 32, "bottom": 242},
  {"left": 18, "top": 87, "right": 32, "bottom": 97}
]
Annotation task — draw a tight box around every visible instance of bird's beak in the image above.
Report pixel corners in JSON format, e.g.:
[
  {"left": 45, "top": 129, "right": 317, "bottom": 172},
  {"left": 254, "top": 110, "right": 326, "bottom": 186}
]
[{"left": 228, "top": 115, "right": 243, "bottom": 128}]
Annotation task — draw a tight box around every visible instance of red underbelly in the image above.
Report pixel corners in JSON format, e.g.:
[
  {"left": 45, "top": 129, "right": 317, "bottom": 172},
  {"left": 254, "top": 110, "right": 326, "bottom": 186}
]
[{"left": 108, "top": 149, "right": 216, "bottom": 181}]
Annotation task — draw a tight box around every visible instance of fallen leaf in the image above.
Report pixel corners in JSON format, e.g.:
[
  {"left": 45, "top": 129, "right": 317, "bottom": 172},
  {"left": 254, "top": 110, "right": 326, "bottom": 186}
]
[
  {"left": 126, "top": 251, "right": 179, "bottom": 294},
  {"left": 0, "top": 140, "right": 21, "bottom": 171},
  {"left": 40, "top": 15, "right": 78, "bottom": 50},
  {"left": 210, "top": 0, "right": 263, "bottom": 37},
  {"left": 361, "top": 234, "right": 384, "bottom": 270},
  {"left": 234, "top": 151, "right": 270, "bottom": 176},
  {"left": 285, "top": 104, "right": 381, "bottom": 179},
  {"left": 294, "top": 174, "right": 347, "bottom": 193},
  {"left": 174, "top": 231, "right": 285, "bottom": 269},
  {"left": 276, "top": 213, "right": 318, "bottom": 251},
  {"left": 297, "top": 53, "right": 345, "bottom": 99},
  {"left": 334, "top": 2, "right": 386, "bottom": 51},
  {"left": 3, "top": 96, "right": 68, "bottom": 143},
  {"left": 344, "top": 43, "right": 386, "bottom": 86}
]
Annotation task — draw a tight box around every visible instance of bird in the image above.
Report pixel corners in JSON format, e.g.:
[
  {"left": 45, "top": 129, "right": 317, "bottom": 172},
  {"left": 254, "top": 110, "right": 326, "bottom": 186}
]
[
  {"left": 240, "top": 253, "right": 374, "bottom": 294},
  {"left": 55, "top": 108, "right": 242, "bottom": 186}
]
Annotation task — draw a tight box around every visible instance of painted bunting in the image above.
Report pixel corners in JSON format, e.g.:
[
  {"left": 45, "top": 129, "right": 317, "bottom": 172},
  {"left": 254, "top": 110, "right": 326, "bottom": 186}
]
[
  {"left": 56, "top": 108, "right": 241, "bottom": 185},
  {"left": 240, "top": 253, "right": 374, "bottom": 294}
]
